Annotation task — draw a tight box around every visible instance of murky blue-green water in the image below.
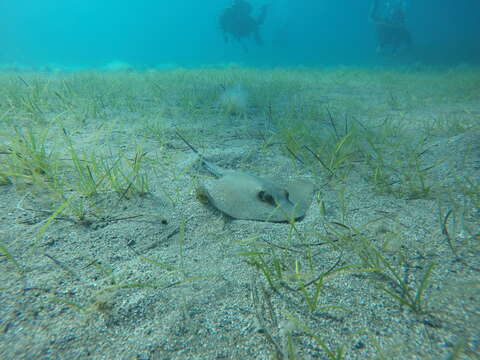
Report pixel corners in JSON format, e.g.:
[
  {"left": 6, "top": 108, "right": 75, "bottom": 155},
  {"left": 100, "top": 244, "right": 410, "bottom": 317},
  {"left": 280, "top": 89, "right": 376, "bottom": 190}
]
[{"left": 1, "top": 0, "right": 479, "bottom": 69}]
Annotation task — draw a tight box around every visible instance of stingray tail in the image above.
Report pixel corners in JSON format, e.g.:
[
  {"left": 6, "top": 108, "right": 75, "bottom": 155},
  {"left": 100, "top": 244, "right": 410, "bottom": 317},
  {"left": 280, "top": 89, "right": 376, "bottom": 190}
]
[
  {"left": 175, "top": 130, "right": 224, "bottom": 177},
  {"left": 201, "top": 160, "right": 224, "bottom": 178},
  {"left": 175, "top": 129, "right": 199, "bottom": 154}
]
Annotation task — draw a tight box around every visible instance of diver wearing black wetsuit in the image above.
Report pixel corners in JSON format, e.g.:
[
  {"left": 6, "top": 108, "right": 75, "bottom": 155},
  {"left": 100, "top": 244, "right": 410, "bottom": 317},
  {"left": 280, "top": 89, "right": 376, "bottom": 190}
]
[
  {"left": 219, "top": 0, "right": 269, "bottom": 47},
  {"left": 370, "top": 0, "right": 412, "bottom": 56}
]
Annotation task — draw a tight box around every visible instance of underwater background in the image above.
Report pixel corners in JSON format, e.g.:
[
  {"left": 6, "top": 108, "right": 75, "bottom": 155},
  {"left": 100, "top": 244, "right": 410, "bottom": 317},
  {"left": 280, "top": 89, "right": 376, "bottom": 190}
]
[
  {"left": 1, "top": 0, "right": 480, "bottom": 68},
  {"left": 1, "top": 1, "right": 480, "bottom": 359}
]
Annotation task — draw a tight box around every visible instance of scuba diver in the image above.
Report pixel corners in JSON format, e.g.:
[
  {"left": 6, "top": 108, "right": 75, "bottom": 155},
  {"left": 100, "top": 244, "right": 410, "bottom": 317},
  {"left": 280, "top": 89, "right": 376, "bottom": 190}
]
[
  {"left": 370, "top": 0, "right": 412, "bottom": 56},
  {"left": 219, "top": 0, "right": 269, "bottom": 49}
]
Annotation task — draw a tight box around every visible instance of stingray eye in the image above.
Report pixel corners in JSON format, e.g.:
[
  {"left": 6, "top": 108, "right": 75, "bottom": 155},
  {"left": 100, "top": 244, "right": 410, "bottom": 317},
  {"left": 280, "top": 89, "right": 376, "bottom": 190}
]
[{"left": 258, "top": 190, "right": 276, "bottom": 206}]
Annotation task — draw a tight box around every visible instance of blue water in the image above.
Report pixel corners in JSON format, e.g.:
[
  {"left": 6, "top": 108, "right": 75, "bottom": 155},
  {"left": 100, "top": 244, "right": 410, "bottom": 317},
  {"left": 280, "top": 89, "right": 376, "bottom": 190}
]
[{"left": 1, "top": 0, "right": 479, "bottom": 68}]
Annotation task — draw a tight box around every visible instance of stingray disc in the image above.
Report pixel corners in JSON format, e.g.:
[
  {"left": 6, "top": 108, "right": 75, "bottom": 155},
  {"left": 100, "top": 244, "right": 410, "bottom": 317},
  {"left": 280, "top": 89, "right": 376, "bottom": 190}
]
[{"left": 200, "top": 170, "right": 314, "bottom": 222}]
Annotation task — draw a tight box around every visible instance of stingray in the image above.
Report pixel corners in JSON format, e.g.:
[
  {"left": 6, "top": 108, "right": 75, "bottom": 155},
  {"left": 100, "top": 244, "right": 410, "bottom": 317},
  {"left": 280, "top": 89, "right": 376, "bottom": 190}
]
[{"left": 177, "top": 132, "right": 314, "bottom": 222}]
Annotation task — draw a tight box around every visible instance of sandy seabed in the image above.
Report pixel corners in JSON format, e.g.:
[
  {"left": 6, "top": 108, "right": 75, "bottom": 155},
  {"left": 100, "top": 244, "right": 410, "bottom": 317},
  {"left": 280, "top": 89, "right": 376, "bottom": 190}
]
[{"left": 0, "top": 66, "right": 479, "bottom": 359}]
